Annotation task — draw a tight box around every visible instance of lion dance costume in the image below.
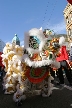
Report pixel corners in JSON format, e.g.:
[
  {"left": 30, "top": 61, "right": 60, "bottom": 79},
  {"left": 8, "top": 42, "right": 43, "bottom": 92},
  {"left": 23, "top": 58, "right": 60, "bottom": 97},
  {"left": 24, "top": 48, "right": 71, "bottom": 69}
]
[{"left": 1, "top": 27, "right": 64, "bottom": 106}]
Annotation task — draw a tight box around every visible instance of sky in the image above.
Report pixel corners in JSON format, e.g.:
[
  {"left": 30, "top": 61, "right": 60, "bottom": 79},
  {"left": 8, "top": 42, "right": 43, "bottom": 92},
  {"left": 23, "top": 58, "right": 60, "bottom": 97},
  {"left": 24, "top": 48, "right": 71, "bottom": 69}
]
[{"left": 0, "top": 0, "right": 68, "bottom": 46}]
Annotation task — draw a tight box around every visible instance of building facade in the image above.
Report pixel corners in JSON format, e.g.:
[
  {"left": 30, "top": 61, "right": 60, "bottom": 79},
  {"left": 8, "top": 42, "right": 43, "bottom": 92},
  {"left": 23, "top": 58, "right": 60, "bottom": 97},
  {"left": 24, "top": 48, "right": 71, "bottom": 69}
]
[
  {"left": 63, "top": 3, "right": 72, "bottom": 40},
  {"left": 12, "top": 34, "right": 20, "bottom": 46},
  {"left": 0, "top": 39, "right": 5, "bottom": 52}
]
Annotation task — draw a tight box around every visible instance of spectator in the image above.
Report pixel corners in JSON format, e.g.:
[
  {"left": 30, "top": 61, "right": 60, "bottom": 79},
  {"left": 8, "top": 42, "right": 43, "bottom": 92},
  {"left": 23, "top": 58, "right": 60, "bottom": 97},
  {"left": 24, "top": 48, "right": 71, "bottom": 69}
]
[
  {"left": 70, "top": 45, "right": 72, "bottom": 61},
  {"left": 56, "top": 45, "right": 72, "bottom": 86},
  {"left": 0, "top": 67, "right": 3, "bottom": 81}
]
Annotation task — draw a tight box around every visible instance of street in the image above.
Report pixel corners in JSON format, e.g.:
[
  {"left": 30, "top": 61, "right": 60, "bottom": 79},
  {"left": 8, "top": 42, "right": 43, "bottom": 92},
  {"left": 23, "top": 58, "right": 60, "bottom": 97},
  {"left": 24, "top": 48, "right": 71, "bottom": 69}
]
[{"left": 0, "top": 78, "right": 72, "bottom": 108}]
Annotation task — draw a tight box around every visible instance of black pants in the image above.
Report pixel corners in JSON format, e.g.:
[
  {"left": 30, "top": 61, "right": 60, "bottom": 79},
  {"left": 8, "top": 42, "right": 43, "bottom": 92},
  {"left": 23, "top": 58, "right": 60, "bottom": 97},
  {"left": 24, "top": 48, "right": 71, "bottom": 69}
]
[
  {"left": 58, "top": 60, "right": 72, "bottom": 84},
  {"left": 50, "top": 67, "right": 55, "bottom": 78}
]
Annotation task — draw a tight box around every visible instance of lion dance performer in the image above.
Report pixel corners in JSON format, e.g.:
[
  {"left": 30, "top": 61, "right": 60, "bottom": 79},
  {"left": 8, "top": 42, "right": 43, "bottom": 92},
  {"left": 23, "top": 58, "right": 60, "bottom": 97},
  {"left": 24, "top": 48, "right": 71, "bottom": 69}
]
[{"left": 56, "top": 37, "right": 72, "bottom": 86}]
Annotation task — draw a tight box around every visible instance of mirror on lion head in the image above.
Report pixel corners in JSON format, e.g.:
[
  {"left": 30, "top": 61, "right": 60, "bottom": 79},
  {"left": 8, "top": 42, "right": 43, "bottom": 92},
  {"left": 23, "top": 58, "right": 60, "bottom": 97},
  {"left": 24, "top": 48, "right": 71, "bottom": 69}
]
[{"left": 29, "top": 36, "right": 40, "bottom": 49}]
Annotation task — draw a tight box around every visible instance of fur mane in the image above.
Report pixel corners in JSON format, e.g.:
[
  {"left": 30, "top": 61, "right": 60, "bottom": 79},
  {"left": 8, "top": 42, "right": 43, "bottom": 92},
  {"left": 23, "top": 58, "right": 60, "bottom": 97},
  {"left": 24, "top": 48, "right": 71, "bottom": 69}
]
[
  {"left": 24, "top": 28, "right": 46, "bottom": 53},
  {"left": 22, "top": 54, "right": 60, "bottom": 68}
]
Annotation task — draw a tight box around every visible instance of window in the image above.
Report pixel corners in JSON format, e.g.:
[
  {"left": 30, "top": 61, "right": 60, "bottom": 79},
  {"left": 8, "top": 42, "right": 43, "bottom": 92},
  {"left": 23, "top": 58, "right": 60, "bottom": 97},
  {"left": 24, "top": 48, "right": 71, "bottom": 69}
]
[
  {"left": 71, "top": 29, "right": 72, "bottom": 36},
  {"left": 16, "top": 41, "right": 20, "bottom": 46},
  {"left": 68, "top": 29, "right": 71, "bottom": 36},
  {"left": 66, "top": 16, "right": 69, "bottom": 24},
  {"left": 69, "top": 11, "right": 72, "bottom": 21}
]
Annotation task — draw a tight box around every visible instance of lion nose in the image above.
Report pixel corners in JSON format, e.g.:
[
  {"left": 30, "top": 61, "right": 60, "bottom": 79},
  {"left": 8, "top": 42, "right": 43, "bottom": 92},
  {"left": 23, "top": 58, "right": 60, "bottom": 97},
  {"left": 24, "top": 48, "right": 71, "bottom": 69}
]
[{"left": 54, "top": 43, "right": 60, "bottom": 48}]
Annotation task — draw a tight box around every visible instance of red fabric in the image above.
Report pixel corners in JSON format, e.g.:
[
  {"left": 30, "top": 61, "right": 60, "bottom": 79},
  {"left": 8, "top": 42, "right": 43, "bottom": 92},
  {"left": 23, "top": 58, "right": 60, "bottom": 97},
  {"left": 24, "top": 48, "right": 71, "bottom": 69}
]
[
  {"left": 0, "top": 52, "right": 4, "bottom": 67},
  {"left": 0, "top": 52, "right": 2, "bottom": 54},
  {"left": 67, "top": 0, "right": 72, "bottom": 5},
  {"left": 26, "top": 67, "right": 49, "bottom": 84},
  {"left": 56, "top": 46, "right": 69, "bottom": 62},
  {"left": 0, "top": 62, "right": 4, "bottom": 67}
]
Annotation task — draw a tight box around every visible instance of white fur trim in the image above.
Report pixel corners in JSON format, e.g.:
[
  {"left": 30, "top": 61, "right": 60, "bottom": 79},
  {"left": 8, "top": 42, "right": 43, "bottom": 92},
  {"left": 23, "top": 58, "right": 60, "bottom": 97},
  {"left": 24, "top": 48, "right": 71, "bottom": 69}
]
[
  {"left": 13, "top": 93, "right": 26, "bottom": 102},
  {"left": 13, "top": 93, "right": 19, "bottom": 102},
  {"left": 6, "top": 76, "right": 11, "bottom": 82},
  {"left": 5, "top": 83, "right": 13, "bottom": 88},
  {"left": 4, "top": 90, "right": 14, "bottom": 94},
  {"left": 70, "top": 43, "right": 72, "bottom": 47},
  {"left": 12, "top": 73, "right": 18, "bottom": 79},
  {"left": 24, "top": 28, "right": 46, "bottom": 53},
  {"left": 59, "top": 36, "right": 65, "bottom": 46},
  {"left": 39, "top": 27, "right": 42, "bottom": 30},
  {"left": 29, "top": 28, "right": 45, "bottom": 40},
  {"left": 48, "top": 76, "right": 54, "bottom": 81},
  {"left": 17, "top": 66, "right": 22, "bottom": 71},
  {"left": 22, "top": 54, "right": 60, "bottom": 68}
]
